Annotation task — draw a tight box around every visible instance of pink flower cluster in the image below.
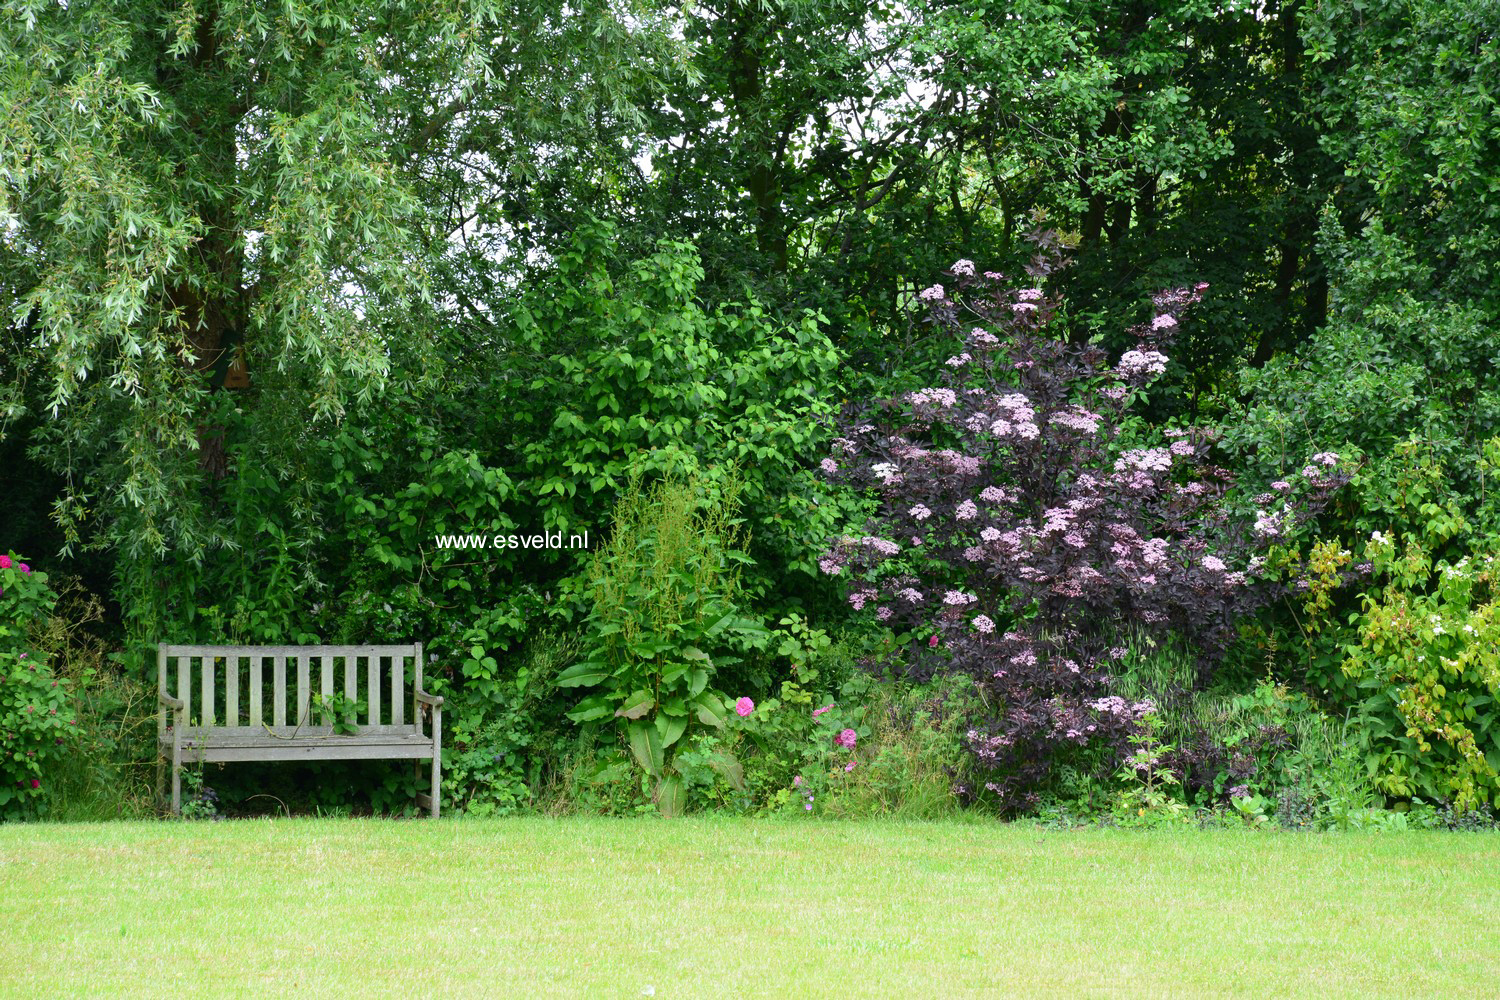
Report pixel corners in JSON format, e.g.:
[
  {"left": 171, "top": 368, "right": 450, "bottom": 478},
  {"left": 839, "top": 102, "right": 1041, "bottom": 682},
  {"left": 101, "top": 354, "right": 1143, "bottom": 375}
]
[{"left": 1117, "top": 349, "right": 1169, "bottom": 378}]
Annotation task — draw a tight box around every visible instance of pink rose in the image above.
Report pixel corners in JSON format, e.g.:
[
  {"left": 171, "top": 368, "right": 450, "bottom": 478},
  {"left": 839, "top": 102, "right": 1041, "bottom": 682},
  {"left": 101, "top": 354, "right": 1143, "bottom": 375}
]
[
  {"left": 835, "top": 728, "right": 857, "bottom": 749},
  {"left": 928, "top": 635, "right": 940, "bottom": 648},
  {"left": 29, "top": 779, "right": 40, "bottom": 789},
  {"left": 18, "top": 564, "right": 28, "bottom": 574},
  {"left": 0, "top": 555, "right": 10, "bottom": 569},
  {"left": 735, "top": 697, "right": 755, "bottom": 718}
]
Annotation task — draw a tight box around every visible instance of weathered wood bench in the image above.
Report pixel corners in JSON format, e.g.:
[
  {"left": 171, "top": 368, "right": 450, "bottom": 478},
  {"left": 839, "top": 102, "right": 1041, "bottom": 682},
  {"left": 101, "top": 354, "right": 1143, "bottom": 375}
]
[{"left": 157, "top": 643, "right": 444, "bottom": 817}]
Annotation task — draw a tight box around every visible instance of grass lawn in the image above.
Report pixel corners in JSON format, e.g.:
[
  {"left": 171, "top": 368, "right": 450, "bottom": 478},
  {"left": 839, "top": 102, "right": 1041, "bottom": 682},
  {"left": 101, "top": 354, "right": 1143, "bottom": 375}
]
[{"left": 1, "top": 818, "right": 1497, "bottom": 998}]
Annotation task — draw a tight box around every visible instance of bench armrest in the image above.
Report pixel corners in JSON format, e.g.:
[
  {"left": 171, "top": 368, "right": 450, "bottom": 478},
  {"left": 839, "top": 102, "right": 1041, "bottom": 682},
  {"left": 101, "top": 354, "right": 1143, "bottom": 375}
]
[
  {"left": 158, "top": 691, "right": 185, "bottom": 711},
  {"left": 414, "top": 688, "right": 444, "bottom": 708}
]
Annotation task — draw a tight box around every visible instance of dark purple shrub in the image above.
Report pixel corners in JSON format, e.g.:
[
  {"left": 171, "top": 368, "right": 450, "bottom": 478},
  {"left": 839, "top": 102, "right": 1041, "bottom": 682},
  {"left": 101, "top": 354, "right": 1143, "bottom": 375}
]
[{"left": 818, "top": 230, "right": 1349, "bottom": 812}]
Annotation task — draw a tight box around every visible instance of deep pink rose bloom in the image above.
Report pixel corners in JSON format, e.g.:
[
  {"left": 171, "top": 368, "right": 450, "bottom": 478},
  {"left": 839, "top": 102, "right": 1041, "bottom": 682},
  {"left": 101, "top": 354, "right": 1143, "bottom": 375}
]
[
  {"left": 18, "top": 564, "right": 28, "bottom": 574},
  {"left": 835, "top": 728, "right": 857, "bottom": 749},
  {"left": 29, "top": 779, "right": 40, "bottom": 789},
  {"left": 735, "top": 697, "right": 754, "bottom": 717},
  {"left": 0, "top": 555, "right": 10, "bottom": 569},
  {"left": 928, "top": 635, "right": 940, "bottom": 648}
]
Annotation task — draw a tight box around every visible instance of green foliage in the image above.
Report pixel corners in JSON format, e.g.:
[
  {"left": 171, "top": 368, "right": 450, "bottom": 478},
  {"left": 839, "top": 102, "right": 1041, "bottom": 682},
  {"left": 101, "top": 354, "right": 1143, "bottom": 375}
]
[
  {"left": 444, "top": 632, "right": 576, "bottom": 817},
  {"left": 506, "top": 222, "right": 843, "bottom": 601},
  {"left": 28, "top": 577, "right": 155, "bottom": 821},
  {"left": 1339, "top": 531, "right": 1500, "bottom": 812},
  {"left": 1110, "top": 713, "right": 1191, "bottom": 828},
  {"left": 0, "top": 555, "right": 75, "bottom": 818}
]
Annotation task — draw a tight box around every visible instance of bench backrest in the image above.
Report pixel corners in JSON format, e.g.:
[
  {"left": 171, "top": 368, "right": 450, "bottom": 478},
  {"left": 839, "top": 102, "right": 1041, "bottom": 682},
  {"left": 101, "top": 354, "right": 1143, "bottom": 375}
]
[{"left": 158, "top": 644, "right": 425, "bottom": 733}]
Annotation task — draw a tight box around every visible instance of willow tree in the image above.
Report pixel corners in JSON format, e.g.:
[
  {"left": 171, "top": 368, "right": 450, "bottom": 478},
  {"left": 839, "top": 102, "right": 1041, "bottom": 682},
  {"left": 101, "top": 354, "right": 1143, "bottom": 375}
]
[{"left": 0, "top": 0, "right": 677, "bottom": 626}]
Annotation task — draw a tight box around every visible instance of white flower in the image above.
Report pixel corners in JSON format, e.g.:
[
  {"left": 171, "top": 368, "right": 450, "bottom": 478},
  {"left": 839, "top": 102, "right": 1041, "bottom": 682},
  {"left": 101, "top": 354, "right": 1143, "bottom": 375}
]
[{"left": 951, "top": 259, "right": 976, "bottom": 276}]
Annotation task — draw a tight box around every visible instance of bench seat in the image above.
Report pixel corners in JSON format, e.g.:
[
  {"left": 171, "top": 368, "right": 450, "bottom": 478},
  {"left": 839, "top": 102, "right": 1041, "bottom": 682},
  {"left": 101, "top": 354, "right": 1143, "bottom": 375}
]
[{"left": 177, "top": 726, "right": 439, "bottom": 763}]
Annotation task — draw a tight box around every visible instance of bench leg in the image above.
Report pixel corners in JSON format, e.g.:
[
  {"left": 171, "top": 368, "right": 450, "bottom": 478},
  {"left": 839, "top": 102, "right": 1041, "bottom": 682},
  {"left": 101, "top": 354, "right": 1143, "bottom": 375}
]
[
  {"left": 430, "top": 708, "right": 441, "bottom": 819},
  {"left": 170, "top": 734, "right": 182, "bottom": 817}
]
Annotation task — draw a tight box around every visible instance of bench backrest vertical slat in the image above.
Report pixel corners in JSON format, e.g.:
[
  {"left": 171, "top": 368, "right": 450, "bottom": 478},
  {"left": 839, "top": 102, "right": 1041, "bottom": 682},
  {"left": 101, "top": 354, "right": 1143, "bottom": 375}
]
[
  {"left": 273, "top": 655, "right": 287, "bottom": 727},
  {"left": 368, "top": 655, "right": 382, "bottom": 726},
  {"left": 391, "top": 655, "right": 405, "bottom": 728},
  {"left": 249, "top": 655, "right": 263, "bottom": 726},
  {"left": 320, "top": 654, "right": 335, "bottom": 726},
  {"left": 297, "top": 654, "right": 310, "bottom": 728},
  {"left": 157, "top": 645, "right": 167, "bottom": 740},
  {"left": 201, "top": 656, "right": 215, "bottom": 727},
  {"left": 414, "top": 641, "right": 425, "bottom": 737},
  {"left": 343, "top": 654, "right": 358, "bottom": 729},
  {"left": 178, "top": 656, "right": 191, "bottom": 727},
  {"left": 226, "top": 655, "right": 240, "bottom": 727}
]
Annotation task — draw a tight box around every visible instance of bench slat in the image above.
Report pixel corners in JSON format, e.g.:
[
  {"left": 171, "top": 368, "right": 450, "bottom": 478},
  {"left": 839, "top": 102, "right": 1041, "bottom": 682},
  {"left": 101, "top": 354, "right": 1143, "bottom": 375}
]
[
  {"left": 392, "top": 656, "right": 404, "bottom": 727},
  {"left": 178, "top": 656, "right": 191, "bottom": 727},
  {"left": 173, "top": 724, "right": 425, "bottom": 741},
  {"left": 186, "top": 742, "right": 436, "bottom": 764},
  {"left": 202, "top": 656, "right": 215, "bottom": 727},
  {"left": 320, "top": 654, "right": 334, "bottom": 726},
  {"left": 272, "top": 656, "right": 286, "bottom": 727},
  {"left": 343, "top": 654, "right": 357, "bottom": 729},
  {"left": 249, "top": 655, "right": 263, "bottom": 726},
  {"left": 368, "top": 655, "right": 381, "bottom": 726},
  {"left": 226, "top": 655, "right": 239, "bottom": 727},
  {"left": 162, "top": 644, "right": 419, "bottom": 659},
  {"left": 297, "top": 654, "right": 310, "bottom": 727}
]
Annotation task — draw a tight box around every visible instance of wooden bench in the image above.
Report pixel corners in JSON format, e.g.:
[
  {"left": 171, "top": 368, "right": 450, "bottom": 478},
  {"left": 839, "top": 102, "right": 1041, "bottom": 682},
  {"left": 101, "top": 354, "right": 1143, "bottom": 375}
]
[{"left": 157, "top": 643, "right": 444, "bottom": 817}]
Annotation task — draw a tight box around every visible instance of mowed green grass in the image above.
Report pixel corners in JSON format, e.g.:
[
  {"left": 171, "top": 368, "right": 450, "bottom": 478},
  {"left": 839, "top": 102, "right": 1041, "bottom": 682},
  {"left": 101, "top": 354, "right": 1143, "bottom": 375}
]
[{"left": 1, "top": 819, "right": 1496, "bottom": 998}]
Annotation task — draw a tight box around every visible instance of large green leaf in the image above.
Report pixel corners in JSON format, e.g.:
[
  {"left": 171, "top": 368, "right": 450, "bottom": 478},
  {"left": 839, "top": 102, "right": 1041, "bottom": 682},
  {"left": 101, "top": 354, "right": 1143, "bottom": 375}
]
[
  {"left": 628, "top": 720, "right": 664, "bottom": 776},
  {"left": 565, "top": 695, "right": 613, "bottom": 723},
  {"left": 708, "top": 751, "right": 745, "bottom": 792},
  {"left": 556, "top": 660, "right": 608, "bottom": 688},
  {"left": 656, "top": 773, "right": 685, "bottom": 818},
  {"left": 615, "top": 691, "right": 655, "bottom": 720},
  {"left": 694, "top": 693, "right": 726, "bottom": 729},
  {"left": 659, "top": 713, "right": 688, "bottom": 749}
]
